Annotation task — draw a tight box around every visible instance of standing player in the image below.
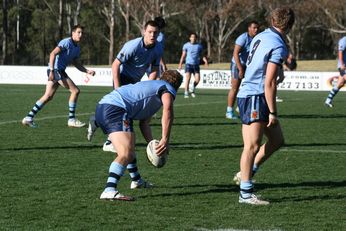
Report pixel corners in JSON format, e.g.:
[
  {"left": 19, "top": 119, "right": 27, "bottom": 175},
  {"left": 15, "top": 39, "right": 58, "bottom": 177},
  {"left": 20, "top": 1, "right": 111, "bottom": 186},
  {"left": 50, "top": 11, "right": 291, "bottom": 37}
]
[
  {"left": 235, "top": 7, "right": 295, "bottom": 205},
  {"left": 100, "top": 20, "right": 163, "bottom": 153},
  {"left": 324, "top": 36, "right": 346, "bottom": 107},
  {"left": 22, "top": 25, "right": 95, "bottom": 128},
  {"left": 226, "top": 21, "right": 259, "bottom": 119},
  {"left": 88, "top": 20, "right": 163, "bottom": 189},
  {"left": 178, "top": 33, "right": 208, "bottom": 98},
  {"left": 155, "top": 16, "right": 168, "bottom": 75},
  {"left": 91, "top": 70, "right": 183, "bottom": 201}
]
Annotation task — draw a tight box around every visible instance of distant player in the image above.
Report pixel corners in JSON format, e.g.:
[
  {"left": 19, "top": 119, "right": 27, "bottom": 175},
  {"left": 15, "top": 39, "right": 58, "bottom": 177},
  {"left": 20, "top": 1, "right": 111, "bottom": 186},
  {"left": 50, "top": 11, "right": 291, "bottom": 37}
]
[
  {"left": 155, "top": 16, "right": 168, "bottom": 75},
  {"left": 226, "top": 21, "right": 259, "bottom": 119},
  {"left": 324, "top": 36, "right": 346, "bottom": 107},
  {"left": 178, "top": 33, "right": 208, "bottom": 98},
  {"left": 22, "top": 24, "right": 95, "bottom": 128},
  {"left": 90, "top": 70, "right": 182, "bottom": 201},
  {"left": 235, "top": 7, "right": 295, "bottom": 205}
]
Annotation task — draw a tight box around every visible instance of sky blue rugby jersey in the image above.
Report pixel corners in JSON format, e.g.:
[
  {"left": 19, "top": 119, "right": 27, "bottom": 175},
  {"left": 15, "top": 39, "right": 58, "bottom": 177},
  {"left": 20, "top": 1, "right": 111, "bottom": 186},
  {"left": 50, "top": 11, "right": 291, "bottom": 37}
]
[
  {"left": 182, "top": 42, "right": 203, "bottom": 65},
  {"left": 231, "top": 32, "right": 253, "bottom": 65},
  {"left": 49, "top": 38, "right": 80, "bottom": 70},
  {"left": 98, "top": 80, "right": 176, "bottom": 120},
  {"left": 237, "top": 27, "right": 288, "bottom": 98},
  {"left": 116, "top": 37, "right": 163, "bottom": 82},
  {"left": 338, "top": 36, "right": 346, "bottom": 68},
  {"left": 157, "top": 32, "right": 165, "bottom": 49}
]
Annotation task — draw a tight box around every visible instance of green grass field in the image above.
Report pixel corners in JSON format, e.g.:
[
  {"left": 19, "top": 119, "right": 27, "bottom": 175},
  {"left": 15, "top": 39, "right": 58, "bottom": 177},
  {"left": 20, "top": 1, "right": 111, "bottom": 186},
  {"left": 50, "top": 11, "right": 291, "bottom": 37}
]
[{"left": 1, "top": 84, "right": 346, "bottom": 230}]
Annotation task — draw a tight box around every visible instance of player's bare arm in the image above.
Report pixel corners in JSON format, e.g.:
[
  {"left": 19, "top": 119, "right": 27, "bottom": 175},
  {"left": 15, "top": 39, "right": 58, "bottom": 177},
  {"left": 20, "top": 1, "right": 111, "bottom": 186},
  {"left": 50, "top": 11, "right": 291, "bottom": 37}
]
[
  {"left": 48, "top": 47, "right": 60, "bottom": 81},
  {"left": 112, "top": 59, "right": 121, "bottom": 89},
  {"left": 265, "top": 62, "right": 279, "bottom": 127},
  {"left": 156, "top": 92, "right": 174, "bottom": 156}
]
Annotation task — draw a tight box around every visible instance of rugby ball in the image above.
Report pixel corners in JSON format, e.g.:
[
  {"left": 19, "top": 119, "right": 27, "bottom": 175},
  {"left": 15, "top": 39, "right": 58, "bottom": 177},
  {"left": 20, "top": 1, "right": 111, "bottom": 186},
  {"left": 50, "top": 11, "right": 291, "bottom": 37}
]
[{"left": 146, "top": 139, "right": 168, "bottom": 168}]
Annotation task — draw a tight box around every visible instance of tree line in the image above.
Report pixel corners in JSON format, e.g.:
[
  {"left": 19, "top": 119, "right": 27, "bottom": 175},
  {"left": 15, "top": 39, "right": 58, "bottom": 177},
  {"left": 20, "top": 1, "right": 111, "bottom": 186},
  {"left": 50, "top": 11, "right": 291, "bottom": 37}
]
[{"left": 1, "top": 0, "right": 346, "bottom": 66}]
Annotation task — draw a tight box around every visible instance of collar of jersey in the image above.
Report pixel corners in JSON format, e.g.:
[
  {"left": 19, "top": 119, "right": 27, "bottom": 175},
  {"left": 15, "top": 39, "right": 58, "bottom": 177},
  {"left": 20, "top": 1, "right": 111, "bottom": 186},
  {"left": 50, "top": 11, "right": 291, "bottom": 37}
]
[
  {"left": 142, "top": 38, "right": 155, "bottom": 49},
  {"left": 269, "top": 27, "right": 285, "bottom": 42}
]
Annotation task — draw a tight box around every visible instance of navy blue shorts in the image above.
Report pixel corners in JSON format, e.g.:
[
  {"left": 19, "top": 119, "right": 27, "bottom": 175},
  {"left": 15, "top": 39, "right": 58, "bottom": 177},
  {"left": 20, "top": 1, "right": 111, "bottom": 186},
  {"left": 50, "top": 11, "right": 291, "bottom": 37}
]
[
  {"left": 230, "top": 63, "right": 246, "bottom": 80},
  {"left": 185, "top": 64, "right": 200, "bottom": 74},
  {"left": 237, "top": 94, "right": 269, "bottom": 125},
  {"left": 47, "top": 70, "right": 69, "bottom": 81},
  {"left": 95, "top": 103, "right": 133, "bottom": 135},
  {"left": 338, "top": 68, "right": 346, "bottom": 77}
]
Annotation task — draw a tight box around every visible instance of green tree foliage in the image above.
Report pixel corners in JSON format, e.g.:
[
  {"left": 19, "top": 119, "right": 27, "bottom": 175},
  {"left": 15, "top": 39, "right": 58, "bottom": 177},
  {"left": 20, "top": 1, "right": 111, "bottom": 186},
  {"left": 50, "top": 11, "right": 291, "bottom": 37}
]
[{"left": 0, "top": 0, "right": 344, "bottom": 65}]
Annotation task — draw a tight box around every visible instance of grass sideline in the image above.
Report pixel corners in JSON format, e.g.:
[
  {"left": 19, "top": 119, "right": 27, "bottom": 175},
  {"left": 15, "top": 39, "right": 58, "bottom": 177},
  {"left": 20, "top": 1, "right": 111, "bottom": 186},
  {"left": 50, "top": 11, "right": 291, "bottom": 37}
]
[
  {"left": 1, "top": 85, "right": 346, "bottom": 230},
  {"left": 95, "top": 60, "right": 337, "bottom": 72},
  {"left": 167, "top": 59, "right": 338, "bottom": 72}
]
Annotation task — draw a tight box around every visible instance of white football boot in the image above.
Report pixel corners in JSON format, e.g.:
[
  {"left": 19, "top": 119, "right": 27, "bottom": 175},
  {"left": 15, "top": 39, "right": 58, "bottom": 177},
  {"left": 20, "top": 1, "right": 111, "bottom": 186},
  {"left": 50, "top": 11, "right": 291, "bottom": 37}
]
[
  {"left": 22, "top": 117, "right": 38, "bottom": 128},
  {"left": 100, "top": 191, "right": 134, "bottom": 201},
  {"left": 130, "top": 179, "right": 154, "bottom": 189},
  {"left": 239, "top": 194, "right": 269, "bottom": 205},
  {"left": 87, "top": 115, "right": 97, "bottom": 141},
  {"left": 68, "top": 118, "right": 86, "bottom": 128}
]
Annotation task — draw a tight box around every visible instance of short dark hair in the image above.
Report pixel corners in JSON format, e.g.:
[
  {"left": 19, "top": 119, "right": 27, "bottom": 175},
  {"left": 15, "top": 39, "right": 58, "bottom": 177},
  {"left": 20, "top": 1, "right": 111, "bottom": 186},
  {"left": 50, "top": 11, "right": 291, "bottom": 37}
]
[
  {"left": 144, "top": 20, "right": 159, "bottom": 30},
  {"left": 247, "top": 20, "right": 259, "bottom": 27},
  {"left": 72, "top": 24, "right": 84, "bottom": 32},
  {"left": 154, "top": 17, "right": 166, "bottom": 29},
  {"left": 189, "top": 32, "right": 197, "bottom": 38}
]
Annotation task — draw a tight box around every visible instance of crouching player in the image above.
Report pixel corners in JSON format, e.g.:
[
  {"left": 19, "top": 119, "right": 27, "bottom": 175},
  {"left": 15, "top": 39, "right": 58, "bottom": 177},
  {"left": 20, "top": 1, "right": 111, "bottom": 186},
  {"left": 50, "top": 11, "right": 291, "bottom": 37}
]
[
  {"left": 89, "top": 70, "right": 182, "bottom": 201},
  {"left": 235, "top": 7, "right": 295, "bottom": 205}
]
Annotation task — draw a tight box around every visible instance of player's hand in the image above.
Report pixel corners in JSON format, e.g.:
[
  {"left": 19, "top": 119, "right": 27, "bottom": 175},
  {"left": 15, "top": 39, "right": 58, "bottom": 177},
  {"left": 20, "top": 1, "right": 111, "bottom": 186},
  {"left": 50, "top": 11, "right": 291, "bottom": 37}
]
[
  {"left": 178, "top": 64, "right": 182, "bottom": 71},
  {"left": 87, "top": 69, "right": 96, "bottom": 76},
  {"left": 267, "top": 114, "right": 278, "bottom": 128},
  {"left": 239, "top": 69, "right": 245, "bottom": 79},
  {"left": 155, "top": 139, "right": 168, "bottom": 156},
  {"left": 341, "top": 65, "right": 346, "bottom": 71},
  {"left": 48, "top": 71, "right": 54, "bottom": 81}
]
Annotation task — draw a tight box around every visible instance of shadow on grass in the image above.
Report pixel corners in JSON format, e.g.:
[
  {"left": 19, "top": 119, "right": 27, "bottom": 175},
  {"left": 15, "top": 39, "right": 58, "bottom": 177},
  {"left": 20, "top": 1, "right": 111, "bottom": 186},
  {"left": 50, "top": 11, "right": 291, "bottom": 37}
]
[
  {"left": 137, "top": 181, "right": 346, "bottom": 202},
  {"left": 3, "top": 141, "right": 346, "bottom": 152},
  {"left": 280, "top": 114, "right": 346, "bottom": 119},
  {"left": 0, "top": 144, "right": 102, "bottom": 152},
  {"left": 149, "top": 120, "right": 239, "bottom": 126},
  {"left": 137, "top": 183, "right": 239, "bottom": 199}
]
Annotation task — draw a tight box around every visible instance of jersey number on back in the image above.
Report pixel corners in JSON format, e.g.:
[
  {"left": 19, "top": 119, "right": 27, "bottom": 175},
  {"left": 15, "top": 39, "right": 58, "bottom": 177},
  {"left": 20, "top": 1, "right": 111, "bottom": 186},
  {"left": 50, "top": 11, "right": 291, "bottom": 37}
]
[{"left": 247, "top": 40, "right": 261, "bottom": 65}]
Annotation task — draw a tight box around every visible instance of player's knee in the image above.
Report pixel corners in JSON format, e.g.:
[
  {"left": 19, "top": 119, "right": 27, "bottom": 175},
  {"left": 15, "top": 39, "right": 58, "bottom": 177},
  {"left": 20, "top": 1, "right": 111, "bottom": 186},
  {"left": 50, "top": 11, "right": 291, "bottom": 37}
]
[
  {"left": 244, "top": 144, "right": 260, "bottom": 156},
  {"left": 71, "top": 88, "right": 80, "bottom": 95}
]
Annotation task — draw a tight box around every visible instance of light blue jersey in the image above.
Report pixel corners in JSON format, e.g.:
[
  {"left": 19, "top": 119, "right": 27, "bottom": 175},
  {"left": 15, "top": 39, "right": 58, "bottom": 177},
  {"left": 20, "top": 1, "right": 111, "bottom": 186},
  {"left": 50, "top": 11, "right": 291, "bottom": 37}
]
[
  {"left": 231, "top": 32, "right": 253, "bottom": 65},
  {"left": 48, "top": 38, "right": 80, "bottom": 70},
  {"left": 182, "top": 42, "right": 203, "bottom": 65},
  {"left": 238, "top": 27, "right": 288, "bottom": 98},
  {"left": 338, "top": 36, "right": 346, "bottom": 68},
  {"left": 99, "top": 80, "right": 176, "bottom": 120},
  {"left": 157, "top": 32, "right": 165, "bottom": 49},
  {"left": 117, "top": 37, "right": 163, "bottom": 82}
]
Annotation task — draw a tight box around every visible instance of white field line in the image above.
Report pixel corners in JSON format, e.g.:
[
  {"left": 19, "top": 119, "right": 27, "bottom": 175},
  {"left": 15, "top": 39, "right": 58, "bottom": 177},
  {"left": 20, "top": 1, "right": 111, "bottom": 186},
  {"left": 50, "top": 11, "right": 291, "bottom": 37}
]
[{"left": 0, "top": 101, "right": 225, "bottom": 126}]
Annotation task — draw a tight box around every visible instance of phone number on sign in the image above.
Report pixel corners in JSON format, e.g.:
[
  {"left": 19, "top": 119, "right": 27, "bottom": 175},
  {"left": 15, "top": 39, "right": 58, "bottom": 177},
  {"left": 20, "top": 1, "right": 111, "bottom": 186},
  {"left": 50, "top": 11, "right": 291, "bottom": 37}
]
[{"left": 278, "top": 81, "right": 320, "bottom": 90}]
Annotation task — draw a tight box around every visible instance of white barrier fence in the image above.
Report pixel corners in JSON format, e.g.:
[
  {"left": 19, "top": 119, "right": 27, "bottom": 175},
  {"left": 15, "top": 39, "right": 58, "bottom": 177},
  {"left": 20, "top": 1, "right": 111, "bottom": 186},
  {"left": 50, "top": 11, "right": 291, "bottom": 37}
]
[{"left": 0, "top": 65, "right": 341, "bottom": 91}]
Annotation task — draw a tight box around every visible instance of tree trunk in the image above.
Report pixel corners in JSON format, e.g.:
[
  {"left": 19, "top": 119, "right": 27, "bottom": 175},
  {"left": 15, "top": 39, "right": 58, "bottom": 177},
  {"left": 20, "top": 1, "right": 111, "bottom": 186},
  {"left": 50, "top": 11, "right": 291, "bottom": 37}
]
[
  {"left": 108, "top": 0, "right": 116, "bottom": 65},
  {"left": 2, "top": 0, "right": 8, "bottom": 64},
  {"left": 74, "top": 0, "right": 81, "bottom": 25},
  {"left": 58, "top": 0, "right": 64, "bottom": 39}
]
